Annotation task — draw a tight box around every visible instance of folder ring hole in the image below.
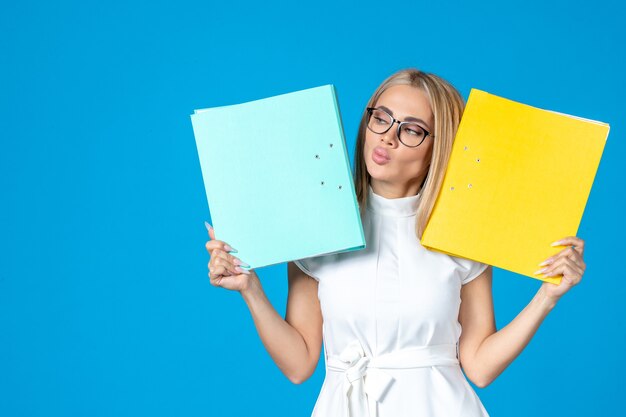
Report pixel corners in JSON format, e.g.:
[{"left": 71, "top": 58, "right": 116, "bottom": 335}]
[
  {"left": 339, "top": 185, "right": 342, "bottom": 190},
  {"left": 330, "top": 143, "right": 333, "bottom": 148},
  {"left": 464, "top": 146, "right": 469, "bottom": 150},
  {"left": 450, "top": 186, "right": 455, "bottom": 191},
  {"left": 315, "top": 154, "right": 320, "bottom": 159},
  {"left": 321, "top": 181, "right": 325, "bottom": 185},
  {"left": 476, "top": 158, "right": 480, "bottom": 162},
  {"left": 468, "top": 183, "right": 473, "bottom": 189}
]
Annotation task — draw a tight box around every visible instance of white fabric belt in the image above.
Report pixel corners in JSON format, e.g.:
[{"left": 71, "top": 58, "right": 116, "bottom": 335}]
[{"left": 326, "top": 340, "right": 460, "bottom": 417}]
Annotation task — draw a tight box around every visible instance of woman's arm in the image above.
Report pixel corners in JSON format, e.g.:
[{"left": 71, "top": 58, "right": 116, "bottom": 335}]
[
  {"left": 240, "top": 262, "right": 323, "bottom": 384},
  {"left": 458, "top": 237, "right": 586, "bottom": 388},
  {"left": 457, "top": 267, "right": 556, "bottom": 388}
]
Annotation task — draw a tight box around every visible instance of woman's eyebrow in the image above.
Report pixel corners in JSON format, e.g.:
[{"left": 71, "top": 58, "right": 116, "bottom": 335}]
[{"left": 378, "top": 105, "right": 430, "bottom": 129}]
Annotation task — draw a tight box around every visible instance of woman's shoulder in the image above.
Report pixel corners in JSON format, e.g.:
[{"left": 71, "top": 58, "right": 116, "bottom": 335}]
[
  {"left": 447, "top": 254, "right": 490, "bottom": 285},
  {"left": 293, "top": 253, "right": 340, "bottom": 282}
]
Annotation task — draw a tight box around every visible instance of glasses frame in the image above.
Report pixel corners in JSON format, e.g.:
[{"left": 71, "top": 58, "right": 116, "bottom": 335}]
[{"left": 365, "top": 107, "right": 435, "bottom": 148}]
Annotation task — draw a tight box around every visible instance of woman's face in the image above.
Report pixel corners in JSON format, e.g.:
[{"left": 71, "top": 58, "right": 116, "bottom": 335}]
[{"left": 364, "top": 84, "right": 435, "bottom": 198}]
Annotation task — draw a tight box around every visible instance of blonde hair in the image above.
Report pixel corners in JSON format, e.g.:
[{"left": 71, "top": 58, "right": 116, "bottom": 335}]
[{"left": 354, "top": 68, "right": 465, "bottom": 240}]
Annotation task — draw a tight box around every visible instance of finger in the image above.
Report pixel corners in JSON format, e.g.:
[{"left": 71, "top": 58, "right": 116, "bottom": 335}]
[
  {"left": 214, "top": 249, "right": 250, "bottom": 267},
  {"left": 209, "top": 263, "right": 228, "bottom": 282},
  {"left": 565, "top": 257, "right": 584, "bottom": 279},
  {"left": 211, "top": 249, "right": 251, "bottom": 275},
  {"left": 543, "top": 257, "right": 583, "bottom": 280},
  {"left": 539, "top": 246, "right": 578, "bottom": 268},
  {"left": 209, "top": 261, "right": 247, "bottom": 282},
  {"left": 205, "top": 221, "right": 216, "bottom": 240},
  {"left": 214, "top": 251, "right": 242, "bottom": 275},
  {"left": 206, "top": 240, "right": 237, "bottom": 254},
  {"left": 551, "top": 236, "right": 585, "bottom": 258},
  {"left": 214, "top": 257, "right": 236, "bottom": 276},
  {"left": 544, "top": 256, "right": 575, "bottom": 276},
  {"left": 211, "top": 248, "right": 230, "bottom": 261},
  {"left": 555, "top": 247, "right": 585, "bottom": 273},
  {"left": 566, "top": 247, "right": 585, "bottom": 270},
  {"left": 204, "top": 222, "right": 239, "bottom": 253},
  {"left": 555, "top": 246, "right": 582, "bottom": 263},
  {"left": 536, "top": 256, "right": 574, "bottom": 277},
  {"left": 540, "top": 238, "right": 585, "bottom": 267},
  {"left": 547, "top": 262, "right": 580, "bottom": 286}
]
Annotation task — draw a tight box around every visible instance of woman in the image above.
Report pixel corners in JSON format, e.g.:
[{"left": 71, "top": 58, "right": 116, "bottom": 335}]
[{"left": 204, "top": 69, "right": 587, "bottom": 417}]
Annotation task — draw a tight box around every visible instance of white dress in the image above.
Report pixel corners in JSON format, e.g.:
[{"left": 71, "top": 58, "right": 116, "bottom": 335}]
[{"left": 294, "top": 184, "right": 490, "bottom": 417}]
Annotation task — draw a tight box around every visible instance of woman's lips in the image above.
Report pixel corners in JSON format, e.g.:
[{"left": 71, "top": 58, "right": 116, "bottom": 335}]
[{"left": 372, "top": 147, "right": 390, "bottom": 165}]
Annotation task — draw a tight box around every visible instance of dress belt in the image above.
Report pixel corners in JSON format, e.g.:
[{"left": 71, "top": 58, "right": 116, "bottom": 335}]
[{"left": 326, "top": 340, "right": 460, "bottom": 417}]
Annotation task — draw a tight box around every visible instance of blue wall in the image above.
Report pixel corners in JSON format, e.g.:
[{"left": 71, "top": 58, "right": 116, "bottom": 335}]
[{"left": 1, "top": 0, "right": 624, "bottom": 415}]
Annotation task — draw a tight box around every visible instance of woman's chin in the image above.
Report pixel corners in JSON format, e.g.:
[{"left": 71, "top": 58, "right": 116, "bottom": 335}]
[{"left": 366, "top": 166, "right": 394, "bottom": 181}]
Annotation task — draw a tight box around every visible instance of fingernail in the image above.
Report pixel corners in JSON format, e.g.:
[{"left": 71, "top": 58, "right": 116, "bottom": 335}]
[
  {"left": 538, "top": 259, "right": 552, "bottom": 267},
  {"left": 551, "top": 241, "right": 562, "bottom": 247},
  {"left": 205, "top": 221, "right": 213, "bottom": 232},
  {"left": 533, "top": 268, "right": 547, "bottom": 275},
  {"left": 234, "top": 258, "right": 250, "bottom": 268},
  {"left": 236, "top": 266, "right": 250, "bottom": 275},
  {"left": 224, "top": 244, "right": 238, "bottom": 253}
]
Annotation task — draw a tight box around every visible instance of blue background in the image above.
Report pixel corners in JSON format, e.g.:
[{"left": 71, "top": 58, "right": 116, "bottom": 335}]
[{"left": 1, "top": 0, "right": 624, "bottom": 416}]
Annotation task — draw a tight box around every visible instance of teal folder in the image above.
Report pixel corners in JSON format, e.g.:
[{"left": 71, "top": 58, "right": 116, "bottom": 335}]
[{"left": 191, "top": 85, "right": 366, "bottom": 269}]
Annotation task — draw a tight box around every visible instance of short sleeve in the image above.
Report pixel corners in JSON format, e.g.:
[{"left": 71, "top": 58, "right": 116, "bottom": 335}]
[
  {"left": 461, "top": 260, "right": 490, "bottom": 285},
  {"left": 293, "top": 258, "right": 320, "bottom": 282}
]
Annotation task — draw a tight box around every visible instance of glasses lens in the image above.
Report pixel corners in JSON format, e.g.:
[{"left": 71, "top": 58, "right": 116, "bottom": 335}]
[
  {"left": 368, "top": 109, "right": 392, "bottom": 134},
  {"left": 399, "top": 123, "right": 427, "bottom": 147},
  {"left": 400, "top": 123, "right": 426, "bottom": 146}
]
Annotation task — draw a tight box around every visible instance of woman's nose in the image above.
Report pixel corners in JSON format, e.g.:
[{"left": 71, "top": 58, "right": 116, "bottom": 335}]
[{"left": 380, "top": 124, "right": 398, "bottom": 144}]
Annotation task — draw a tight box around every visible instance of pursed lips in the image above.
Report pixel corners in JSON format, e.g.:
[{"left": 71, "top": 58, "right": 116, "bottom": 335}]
[{"left": 373, "top": 146, "right": 391, "bottom": 160}]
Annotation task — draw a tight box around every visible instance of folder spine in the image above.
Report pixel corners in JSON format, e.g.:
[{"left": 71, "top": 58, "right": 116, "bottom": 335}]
[{"left": 328, "top": 84, "right": 366, "bottom": 248}]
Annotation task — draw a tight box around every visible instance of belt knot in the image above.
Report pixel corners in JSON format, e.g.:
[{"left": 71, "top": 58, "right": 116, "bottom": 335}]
[
  {"left": 326, "top": 340, "right": 460, "bottom": 417},
  {"left": 333, "top": 340, "right": 394, "bottom": 417}
]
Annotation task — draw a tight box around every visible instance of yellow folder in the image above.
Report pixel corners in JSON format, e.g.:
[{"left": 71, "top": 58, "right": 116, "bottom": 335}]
[{"left": 421, "top": 89, "right": 609, "bottom": 284}]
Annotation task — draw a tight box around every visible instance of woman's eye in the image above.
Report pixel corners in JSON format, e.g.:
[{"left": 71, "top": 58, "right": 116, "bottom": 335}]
[
  {"left": 374, "top": 117, "right": 388, "bottom": 124},
  {"left": 406, "top": 127, "right": 424, "bottom": 136}
]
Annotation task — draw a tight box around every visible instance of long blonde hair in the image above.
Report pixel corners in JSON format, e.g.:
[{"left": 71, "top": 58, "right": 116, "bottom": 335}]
[{"left": 354, "top": 68, "right": 465, "bottom": 240}]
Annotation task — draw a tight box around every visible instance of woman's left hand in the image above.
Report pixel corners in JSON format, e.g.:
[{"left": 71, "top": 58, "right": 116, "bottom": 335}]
[{"left": 536, "top": 236, "right": 587, "bottom": 302}]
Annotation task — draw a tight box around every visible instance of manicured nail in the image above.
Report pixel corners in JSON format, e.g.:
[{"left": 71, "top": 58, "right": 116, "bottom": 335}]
[
  {"left": 224, "top": 244, "right": 238, "bottom": 253},
  {"left": 533, "top": 268, "right": 548, "bottom": 275},
  {"left": 551, "top": 241, "right": 562, "bottom": 247},
  {"left": 205, "top": 221, "right": 213, "bottom": 232},
  {"left": 234, "top": 258, "right": 250, "bottom": 268},
  {"left": 538, "top": 259, "right": 552, "bottom": 267},
  {"left": 236, "top": 266, "right": 250, "bottom": 275}
]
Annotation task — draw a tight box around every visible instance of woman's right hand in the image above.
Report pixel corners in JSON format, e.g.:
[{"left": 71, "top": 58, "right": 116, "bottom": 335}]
[{"left": 205, "top": 221, "right": 257, "bottom": 292}]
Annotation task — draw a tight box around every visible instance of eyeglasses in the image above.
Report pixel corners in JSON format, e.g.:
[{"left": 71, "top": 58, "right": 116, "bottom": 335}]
[{"left": 366, "top": 107, "right": 434, "bottom": 148}]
